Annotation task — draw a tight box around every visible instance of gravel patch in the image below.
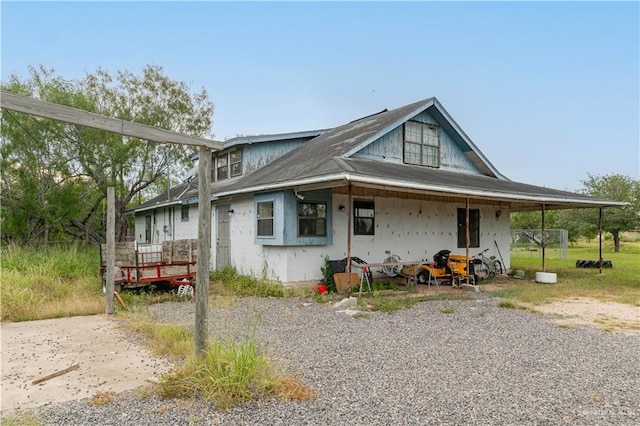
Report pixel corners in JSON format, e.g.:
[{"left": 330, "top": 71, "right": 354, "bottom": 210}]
[{"left": 14, "top": 292, "right": 640, "bottom": 425}]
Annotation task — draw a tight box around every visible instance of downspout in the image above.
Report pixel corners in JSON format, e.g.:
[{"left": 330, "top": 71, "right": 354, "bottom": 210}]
[
  {"left": 541, "top": 203, "right": 546, "bottom": 272},
  {"left": 599, "top": 207, "right": 603, "bottom": 275}
]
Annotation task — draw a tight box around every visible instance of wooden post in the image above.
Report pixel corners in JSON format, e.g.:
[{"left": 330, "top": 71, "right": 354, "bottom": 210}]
[
  {"left": 599, "top": 207, "right": 603, "bottom": 275},
  {"left": 195, "top": 146, "right": 212, "bottom": 359},
  {"left": 465, "top": 198, "right": 470, "bottom": 278},
  {"left": 105, "top": 187, "right": 115, "bottom": 315},
  {"left": 346, "top": 183, "right": 352, "bottom": 295},
  {"left": 541, "top": 203, "right": 546, "bottom": 273}
]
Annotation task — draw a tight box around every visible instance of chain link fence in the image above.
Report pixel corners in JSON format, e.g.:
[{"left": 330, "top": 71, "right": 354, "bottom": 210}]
[{"left": 510, "top": 229, "right": 568, "bottom": 260}]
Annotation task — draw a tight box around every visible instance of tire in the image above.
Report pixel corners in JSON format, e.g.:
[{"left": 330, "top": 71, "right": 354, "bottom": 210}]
[
  {"left": 493, "top": 260, "right": 503, "bottom": 276},
  {"left": 476, "top": 261, "right": 490, "bottom": 280},
  {"left": 416, "top": 270, "right": 430, "bottom": 285}
]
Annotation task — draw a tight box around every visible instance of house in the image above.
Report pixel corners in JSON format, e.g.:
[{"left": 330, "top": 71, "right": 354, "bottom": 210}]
[{"left": 132, "top": 97, "right": 621, "bottom": 285}]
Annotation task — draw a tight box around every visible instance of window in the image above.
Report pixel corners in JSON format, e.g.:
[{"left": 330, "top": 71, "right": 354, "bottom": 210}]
[
  {"left": 144, "top": 215, "right": 152, "bottom": 243},
  {"left": 230, "top": 151, "right": 242, "bottom": 177},
  {"left": 404, "top": 121, "right": 440, "bottom": 168},
  {"left": 298, "top": 202, "right": 327, "bottom": 237},
  {"left": 457, "top": 208, "right": 480, "bottom": 248},
  {"left": 354, "top": 201, "right": 375, "bottom": 235},
  {"left": 217, "top": 154, "right": 228, "bottom": 180},
  {"left": 181, "top": 205, "right": 190, "bottom": 222},
  {"left": 257, "top": 201, "right": 274, "bottom": 237}
]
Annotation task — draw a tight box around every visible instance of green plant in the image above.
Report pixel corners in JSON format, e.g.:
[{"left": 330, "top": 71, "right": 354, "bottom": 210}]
[
  {"left": 0, "top": 412, "right": 42, "bottom": 426},
  {"left": 439, "top": 305, "right": 456, "bottom": 314},
  {"left": 157, "top": 326, "right": 315, "bottom": 409},
  {"left": 210, "top": 266, "right": 289, "bottom": 298},
  {"left": 320, "top": 256, "right": 337, "bottom": 293}
]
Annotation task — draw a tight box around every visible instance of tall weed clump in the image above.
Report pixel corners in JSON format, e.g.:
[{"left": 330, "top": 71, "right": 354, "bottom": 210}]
[
  {"left": 1, "top": 245, "right": 103, "bottom": 321},
  {"left": 155, "top": 323, "right": 316, "bottom": 409},
  {"left": 210, "top": 266, "right": 290, "bottom": 298}
]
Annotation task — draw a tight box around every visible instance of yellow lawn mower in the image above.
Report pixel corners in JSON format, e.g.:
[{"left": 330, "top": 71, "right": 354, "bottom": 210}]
[{"left": 415, "top": 250, "right": 480, "bottom": 285}]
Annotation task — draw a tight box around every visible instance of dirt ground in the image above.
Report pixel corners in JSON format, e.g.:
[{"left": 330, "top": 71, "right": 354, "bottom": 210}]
[
  {"left": 1, "top": 295, "right": 638, "bottom": 414},
  {"left": 526, "top": 297, "right": 640, "bottom": 334},
  {"left": 1, "top": 315, "right": 173, "bottom": 414}
]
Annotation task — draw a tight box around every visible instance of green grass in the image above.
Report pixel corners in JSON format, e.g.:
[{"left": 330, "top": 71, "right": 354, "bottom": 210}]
[
  {"left": 151, "top": 322, "right": 315, "bottom": 409},
  {"left": 0, "top": 412, "right": 42, "bottom": 426},
  {"left": 1, "top": 245, "right": 104, "bottom": 321},
  {"left": 210, "top": 266, "right": 305, "bottom": 298},
  {"left": 492, "top": 240, "right": 640, "bottom": 306}
]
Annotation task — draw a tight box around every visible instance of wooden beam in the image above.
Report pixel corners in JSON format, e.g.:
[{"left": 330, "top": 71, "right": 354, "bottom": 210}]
[
  {"left": 106, "top": 187, "right": 115, "bottom": 315},
  {"left": 0, "top": 91, "right": 223, "bottom": 150},
  {"left": 195, "top": 146, "right": 212, "bottom": 359}
]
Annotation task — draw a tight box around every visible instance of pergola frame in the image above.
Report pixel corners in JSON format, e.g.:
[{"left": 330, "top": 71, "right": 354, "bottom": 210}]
[{"left": 1, "top": 91, "right": 220, "bottom": 358}]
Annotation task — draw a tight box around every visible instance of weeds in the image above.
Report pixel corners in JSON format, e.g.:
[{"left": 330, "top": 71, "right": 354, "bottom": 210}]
[
  {"left": 0, "top": 412, "right": 42, "bottom": 426},
  {"left": 210, "top": 266, "right": 296, "bottom": 298},
  {"left": 156, "top": 325, "right": 315, "bottom": 410},
  {"left": 1, "top": 246, "right": 103, "bottom": 321},
  {"left": 88, "top": 390, "right": 116, "bottom": 405}
]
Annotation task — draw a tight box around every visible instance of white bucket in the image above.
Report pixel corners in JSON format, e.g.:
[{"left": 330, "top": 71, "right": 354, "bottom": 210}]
[{"left": 535, "top": 272, "right": 557, "bottom": 284}]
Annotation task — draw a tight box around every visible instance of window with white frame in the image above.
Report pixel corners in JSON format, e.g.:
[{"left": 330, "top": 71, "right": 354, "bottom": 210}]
[
  {"left": 404, "top": 121, "right": 440, "bottom": 168},
  {"left": 257, "top": 201, "right": 274, "bottom": 237},
  {"left": 298, "top": 202, "right": 327, "bottom": 237}
]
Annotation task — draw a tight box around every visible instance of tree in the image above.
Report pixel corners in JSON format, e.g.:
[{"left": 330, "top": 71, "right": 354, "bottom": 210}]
[
  {"left": 1, "top": 64, "right": 214, "bottom": 245},
  {"left": 580, "top": 174, "right": 640, "bottom": 252},
  {"left": 510, "top": 175, "right": 639, "bottom": 251}
]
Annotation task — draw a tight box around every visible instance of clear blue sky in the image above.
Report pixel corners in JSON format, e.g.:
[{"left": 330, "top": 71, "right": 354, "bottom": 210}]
[{"left": 2, "top": 1, "right": 638, "bottom": 192}]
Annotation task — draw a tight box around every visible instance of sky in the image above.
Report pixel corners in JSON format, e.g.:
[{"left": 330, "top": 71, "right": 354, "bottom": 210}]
[{"left": 1, "top": 1, "right": 638, "bottom": 192}]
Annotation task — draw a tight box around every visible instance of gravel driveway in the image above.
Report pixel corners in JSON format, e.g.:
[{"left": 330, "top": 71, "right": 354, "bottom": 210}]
[{"left": 14, "top": 292, "right": 640, "bottom": 425}]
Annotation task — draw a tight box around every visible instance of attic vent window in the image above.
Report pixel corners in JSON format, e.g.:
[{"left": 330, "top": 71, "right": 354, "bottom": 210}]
[{"left": 404, "top": 121, "right": 440, "bottom": 168}]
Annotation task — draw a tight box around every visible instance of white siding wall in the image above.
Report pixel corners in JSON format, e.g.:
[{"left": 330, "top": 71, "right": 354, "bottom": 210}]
[
  {"left": 137, "top": 195, "right": 511, "bottom": 285},
  {"left": 134, "top": 205, "right": 199, "bottom": 244},
  {"left": 219, "top": 194, "right": 510, "bottom": 284}
]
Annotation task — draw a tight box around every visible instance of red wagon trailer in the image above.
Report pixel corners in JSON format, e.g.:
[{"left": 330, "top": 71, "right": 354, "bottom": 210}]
[{"left": 100, "top": 239, "right": 197, "bottom": 292}]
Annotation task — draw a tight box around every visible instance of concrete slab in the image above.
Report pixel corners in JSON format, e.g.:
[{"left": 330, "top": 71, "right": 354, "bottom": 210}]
[{"left": 1, "top": 315, "right": 173, "bottom": 414}]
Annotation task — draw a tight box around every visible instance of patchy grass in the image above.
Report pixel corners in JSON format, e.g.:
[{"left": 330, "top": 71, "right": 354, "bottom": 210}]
[
  {"left": 358, "top": 291, "right": 470, "bottom": 312},
  {"left": 438, "top": 305, "right": 456, "bottom": 314},
  {"left": 490, "top": 240, "right": 640, "bottom": 307},
  {"left": 88, "top": 390, "right": 116, "bottom": 405},
  {"left": 209, "top": 266, "right": 306, "bottom": 299},
  {"left": 119, "top": 311, "right": 315, "bottom": 409},
  {"left": 0, "top": 412, "right": 42, "bottom": 426}
]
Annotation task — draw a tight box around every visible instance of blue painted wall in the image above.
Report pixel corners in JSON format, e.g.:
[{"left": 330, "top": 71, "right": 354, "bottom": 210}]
[{"left": 353, "top": 110, "right": 480, "bottom": 174}]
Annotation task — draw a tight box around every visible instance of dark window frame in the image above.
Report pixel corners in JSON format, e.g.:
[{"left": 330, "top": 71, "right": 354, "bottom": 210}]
[
  {"left": 354, "top": 200, "right": 375, "bottom": 235},
  {"left": 181, "top": 205, "right": 190, "bottom": 222},
  {"left": 403, "top": 121, "right": 440, "bottom": 168},
  {"left": 216, "top": 153, "right": 229, "bottom": 181},
  {"left": 230, "top": 151, "right": 242, "bottom": 177},
  {"left": 297, "top": 201, "right": 327, "bottom": 237},
  {"left": 457, "top": 208, "right": 480, "bottom": 248}
]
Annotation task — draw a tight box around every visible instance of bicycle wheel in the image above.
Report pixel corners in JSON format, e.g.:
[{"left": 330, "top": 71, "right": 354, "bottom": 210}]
[
  {"left": 493, "top": 260, "right": 503, "bottom": 276},
  {"left": 475, "top": 261, "right": 489, "bottom": 280}
]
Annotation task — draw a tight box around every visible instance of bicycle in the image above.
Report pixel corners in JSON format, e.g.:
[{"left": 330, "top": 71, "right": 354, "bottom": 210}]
[{"left": 474, "top": 248, "right": 503, "bottom": 280}]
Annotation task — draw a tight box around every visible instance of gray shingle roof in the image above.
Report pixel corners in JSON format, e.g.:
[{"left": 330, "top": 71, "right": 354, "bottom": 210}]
[{"left": 134, "top": 97, "right": 624, "bottom": 212}]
